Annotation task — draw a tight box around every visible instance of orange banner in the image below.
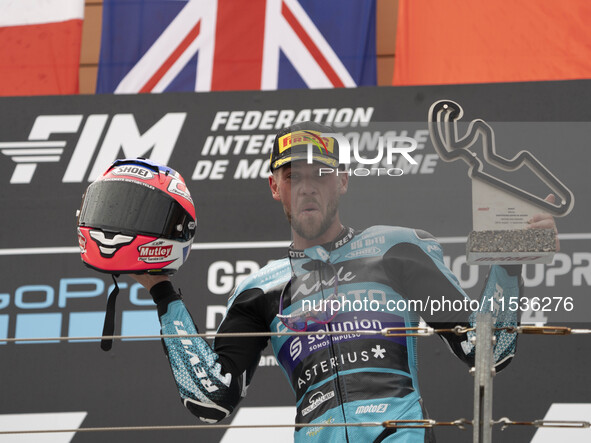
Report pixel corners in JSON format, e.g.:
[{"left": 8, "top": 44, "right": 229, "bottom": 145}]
[{"left": 393, "top": 0, "right": 591, "bottom": 85}]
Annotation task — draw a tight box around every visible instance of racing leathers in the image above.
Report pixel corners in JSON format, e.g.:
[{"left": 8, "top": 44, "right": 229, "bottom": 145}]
[{"left": 150, "top": 226, "right": 521, "bottom": 442}]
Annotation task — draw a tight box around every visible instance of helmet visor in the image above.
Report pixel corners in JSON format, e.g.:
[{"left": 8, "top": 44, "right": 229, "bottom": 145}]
[{"left": 78, "top": 179, "right": 194, "bottom": 240}]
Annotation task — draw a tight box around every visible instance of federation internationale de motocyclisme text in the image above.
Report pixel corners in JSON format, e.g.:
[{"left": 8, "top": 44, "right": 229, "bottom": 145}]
[{"left": 302, "top": 296, "right": 574, "bottom": 317}]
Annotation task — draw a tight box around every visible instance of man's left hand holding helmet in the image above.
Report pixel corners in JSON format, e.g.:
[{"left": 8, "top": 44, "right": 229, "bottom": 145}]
[{"left": 76, "top": 157, "right": 196, "bottom": 350}]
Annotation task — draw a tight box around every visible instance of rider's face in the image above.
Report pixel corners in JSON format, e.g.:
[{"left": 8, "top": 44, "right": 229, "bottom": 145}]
[{"left": 270, "top": 162, "right": 348, "bottom": 241}]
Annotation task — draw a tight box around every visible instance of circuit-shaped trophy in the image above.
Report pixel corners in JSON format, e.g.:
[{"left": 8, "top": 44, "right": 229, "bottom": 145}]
[{"left": 428, "top": 100, "right": 574, "bottom": 265}]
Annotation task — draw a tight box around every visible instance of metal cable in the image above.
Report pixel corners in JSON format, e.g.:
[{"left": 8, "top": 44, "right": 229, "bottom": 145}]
[
  {"left": 3, "top": 417, "right": 590, "bottom": 436},
  {"left": 0, "top": 419, "right": 470, "bottom": 436},
  {"left": 7, "top": 324, "right": 591, "bottom": 343},
  {"left": 1, "top": 326, "right": 476, "bottom": 343}
]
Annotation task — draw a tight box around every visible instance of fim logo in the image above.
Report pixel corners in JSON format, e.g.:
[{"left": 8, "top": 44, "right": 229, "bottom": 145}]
[
  {"left": 0, "top": 113, "right": 186, "bottom": 184},
  {"left": 0, "top": 115, "right": 82, "bottom": 184}
]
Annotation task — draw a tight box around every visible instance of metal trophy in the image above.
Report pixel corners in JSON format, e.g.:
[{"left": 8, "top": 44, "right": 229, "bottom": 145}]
[{"left": 428, "top": 100, "right": 574, "bottom": 265}]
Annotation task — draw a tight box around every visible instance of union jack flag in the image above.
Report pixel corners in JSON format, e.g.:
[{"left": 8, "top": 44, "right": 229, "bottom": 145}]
[{"left": 96, "top": 0, "right": 376, "bottom": 92}]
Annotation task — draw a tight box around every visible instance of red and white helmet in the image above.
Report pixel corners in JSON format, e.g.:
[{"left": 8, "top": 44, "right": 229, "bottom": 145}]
[{"left": 76, "top": 158, "right": 196, "bottom": 275}]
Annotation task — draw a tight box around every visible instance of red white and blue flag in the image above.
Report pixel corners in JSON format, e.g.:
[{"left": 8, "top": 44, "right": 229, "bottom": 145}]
[
  {"left": 96, "top": 0, "right": 376, "bottom": 93},
  {"left": 0, "top": 0, "right": 84, "bottom": 96}
]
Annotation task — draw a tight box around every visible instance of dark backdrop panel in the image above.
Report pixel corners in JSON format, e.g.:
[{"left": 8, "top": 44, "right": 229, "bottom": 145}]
[{"left": 1, "top": 81, "right": 590, "bottom": 442}]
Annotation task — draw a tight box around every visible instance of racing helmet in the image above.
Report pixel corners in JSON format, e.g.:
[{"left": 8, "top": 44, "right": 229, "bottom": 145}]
[{"left": 76, "top": 158, "right": 196, "bottom": 275}]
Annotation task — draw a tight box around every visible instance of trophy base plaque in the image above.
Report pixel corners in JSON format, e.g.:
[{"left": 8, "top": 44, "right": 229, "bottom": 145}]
[
  {"left": 467, "top": 229, "right": 556, "bottom": 265},
  {"left": 468, "top": 179, "right": 557, "bottom": 265}
]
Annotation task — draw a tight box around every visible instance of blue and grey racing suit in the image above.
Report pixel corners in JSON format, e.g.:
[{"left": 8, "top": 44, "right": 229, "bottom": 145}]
[{"left": 150, "top": 226, "right": 521, "bottom": 442}]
